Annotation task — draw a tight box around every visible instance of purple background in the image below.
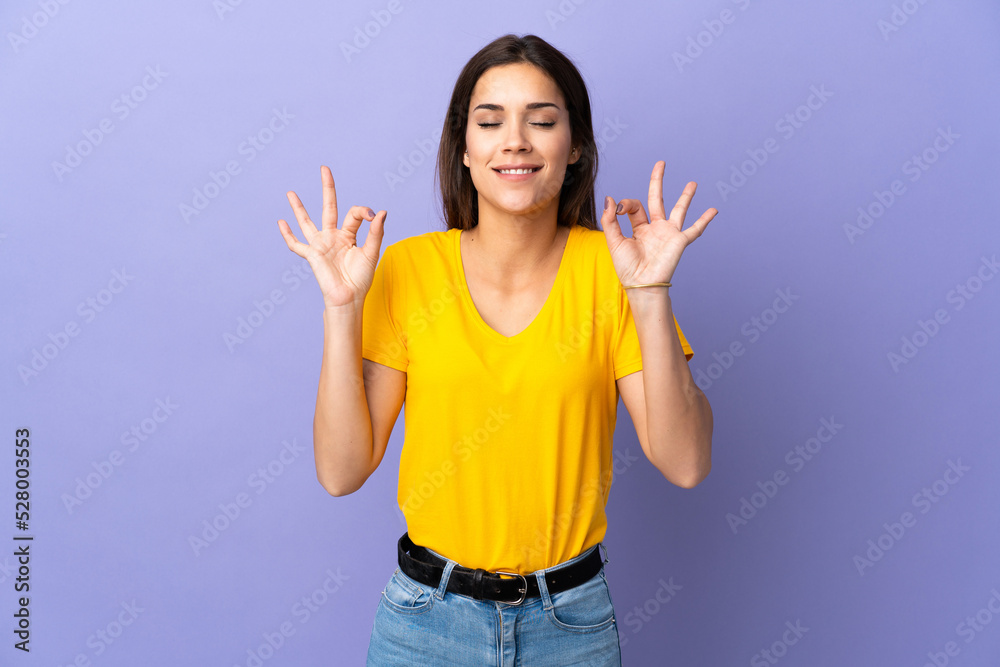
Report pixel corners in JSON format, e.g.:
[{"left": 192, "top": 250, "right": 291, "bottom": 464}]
[{"left": 3, "top": 1, "right": 999, "bottom": 665}]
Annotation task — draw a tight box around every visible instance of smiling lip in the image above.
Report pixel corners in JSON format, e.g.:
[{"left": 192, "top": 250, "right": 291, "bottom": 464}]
[
  {"left": 493, "top": 164, "right": 542, "bottom": 170},
  {"left": 493, "top": 164, "right": 542, "bottom": 179}
]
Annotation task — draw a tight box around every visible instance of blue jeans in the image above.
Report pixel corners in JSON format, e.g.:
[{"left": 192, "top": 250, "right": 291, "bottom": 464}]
[{"left": 366, "top": 543, "right": 622, "bottom": 666}]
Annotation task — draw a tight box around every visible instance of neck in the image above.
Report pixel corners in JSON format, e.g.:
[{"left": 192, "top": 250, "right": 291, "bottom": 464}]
[{"left": 465, "top": 197, "right": 564, "bottom": 285}]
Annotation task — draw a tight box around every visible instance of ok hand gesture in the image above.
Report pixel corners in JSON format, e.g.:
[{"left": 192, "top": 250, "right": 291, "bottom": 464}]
[
  {"left": 277, "top": 166, "right": 387, "bottom": 310},
  {"left": 601, "top": 161, "right": 717, "bottom": 289}
]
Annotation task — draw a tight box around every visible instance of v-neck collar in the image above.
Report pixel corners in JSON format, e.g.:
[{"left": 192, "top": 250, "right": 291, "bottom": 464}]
[{"left": 453, "top": 224, "right": 579, "bottom": 343}]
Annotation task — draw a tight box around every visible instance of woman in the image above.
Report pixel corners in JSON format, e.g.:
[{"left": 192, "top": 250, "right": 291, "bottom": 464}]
[{"left": 277, "top": 33, "right": 715, "bottom": 666}]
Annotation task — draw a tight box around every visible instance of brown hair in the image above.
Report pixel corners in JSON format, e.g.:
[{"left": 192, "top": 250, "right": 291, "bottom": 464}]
[{"left": 435, "top": 34, "right": 598, "bottom": 231}]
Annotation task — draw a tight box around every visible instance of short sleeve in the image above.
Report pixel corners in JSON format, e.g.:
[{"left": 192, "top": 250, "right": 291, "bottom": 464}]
[
  {"left": 361, "top": 244, "right": 408, "bottom": 372},
  {"left": 612, "top": 285, "right": 695, "bottom": 380}
]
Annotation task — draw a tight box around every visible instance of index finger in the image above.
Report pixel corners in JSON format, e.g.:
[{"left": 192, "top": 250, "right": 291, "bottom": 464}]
[
  {"left": 648, "top": 160, "right": 667, "bottom": 220},
  {"left": 320, "top": 165, "right": 338, "bottom": 231}
]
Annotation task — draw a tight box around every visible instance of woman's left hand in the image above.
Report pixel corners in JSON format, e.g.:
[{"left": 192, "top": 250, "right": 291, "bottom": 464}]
[{"left": 601, "top": 160, "right": 718, "bottom": 288}]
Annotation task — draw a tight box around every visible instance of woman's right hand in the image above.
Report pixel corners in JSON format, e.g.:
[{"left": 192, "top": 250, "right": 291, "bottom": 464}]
[{"left": 277, "top": 165, "right": 387, "bottom": 310}]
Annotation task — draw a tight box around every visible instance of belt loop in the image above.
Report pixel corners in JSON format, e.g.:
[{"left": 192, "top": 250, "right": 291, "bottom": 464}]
[
  {"left": 600, "top": 543, "right": 609, "bottom": 565},
  {"left": 435, "top": 560, "right": 456, "bottom": 600},
  {"left": 534, "top": 566, "right": 555, "bottom": 611}
]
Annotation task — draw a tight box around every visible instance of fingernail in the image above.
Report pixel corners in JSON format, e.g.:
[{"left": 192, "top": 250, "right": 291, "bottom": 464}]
[
  {"left": 615, "top": 202, "right": 623, "bottom": 215},
  {"left": 604, "top": 196, "right": 611, "bottom": 210},
  {"left": 367, "top": 208, "right": 375, "bottom": 218}
]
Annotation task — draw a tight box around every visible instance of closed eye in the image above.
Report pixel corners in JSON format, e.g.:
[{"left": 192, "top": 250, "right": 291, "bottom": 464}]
[{"left": 476, "top": 122, "right": 556, "bottom": 128}]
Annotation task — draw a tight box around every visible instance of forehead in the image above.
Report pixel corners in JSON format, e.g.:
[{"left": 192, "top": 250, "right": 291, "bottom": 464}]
[{"left": 469, "top": 63, "right": 565, "bottom": 107}]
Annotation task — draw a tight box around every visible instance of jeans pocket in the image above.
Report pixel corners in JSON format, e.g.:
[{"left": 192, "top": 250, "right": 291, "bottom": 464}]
[
  {"left": 380, "top": 567, "right": 435, "bottom": 615},
  {"left": 546, "top": 570, "right": 616, "bottom": 633}
]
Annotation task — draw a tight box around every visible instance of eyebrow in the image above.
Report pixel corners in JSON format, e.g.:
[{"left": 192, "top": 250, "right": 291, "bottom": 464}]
[{"left": 472, "top": 102, "right": 561, "bottom": 112}]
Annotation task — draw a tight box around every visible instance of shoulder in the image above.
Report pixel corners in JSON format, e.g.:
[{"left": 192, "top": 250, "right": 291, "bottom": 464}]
[
  {"left": 571, "top": 224, "right": 607, "bottom": 247},
  {"left": 569, "top": 225, "right": 615, "bottom": 268},
  {"left": 573, "top": 225, "right": 608, "bottom": 250},
  {"left": 381, "top": 228, "right": 458, "bottom": 264}
]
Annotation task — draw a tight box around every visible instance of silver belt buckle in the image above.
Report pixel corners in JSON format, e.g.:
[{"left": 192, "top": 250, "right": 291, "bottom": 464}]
[{"left": 492, "top": 570, "right": 527, "bottom": 605}]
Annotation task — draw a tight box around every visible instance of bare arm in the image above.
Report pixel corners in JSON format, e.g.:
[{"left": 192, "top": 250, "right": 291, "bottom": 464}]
[
  {"left": 313, "top": 303, "right": 406, "bottom": 495},
  {"left": 616, "top": 301, "right": 713, "bottom": 489},
  {"left": 277, "top": 165, "right": 403, "bottom": 496},
  {"left": 602, "top": 161, "right": 717, "bottom": 488}
]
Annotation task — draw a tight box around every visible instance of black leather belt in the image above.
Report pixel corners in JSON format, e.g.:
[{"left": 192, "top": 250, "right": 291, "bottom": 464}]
[{"left": 397, "top": 532, "right": 605, "bottom": 605}]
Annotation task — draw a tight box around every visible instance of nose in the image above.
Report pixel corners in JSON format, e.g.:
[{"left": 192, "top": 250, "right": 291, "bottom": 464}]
[{"left": 501, "top": 121, "right": 531, "bottom": 153}]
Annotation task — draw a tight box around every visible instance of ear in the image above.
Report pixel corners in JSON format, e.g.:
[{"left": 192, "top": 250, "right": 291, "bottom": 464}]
[
  {"left": 568, "top": 146, "right": 581, "bottom": 165},
  {"left": 463, "top": 150, "right": 470, "bottom": 168}
]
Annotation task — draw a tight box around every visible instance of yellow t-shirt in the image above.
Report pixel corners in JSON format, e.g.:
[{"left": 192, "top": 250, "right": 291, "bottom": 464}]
[{"left": 361, "top": 223, "right": 694, "bottom": 574}]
